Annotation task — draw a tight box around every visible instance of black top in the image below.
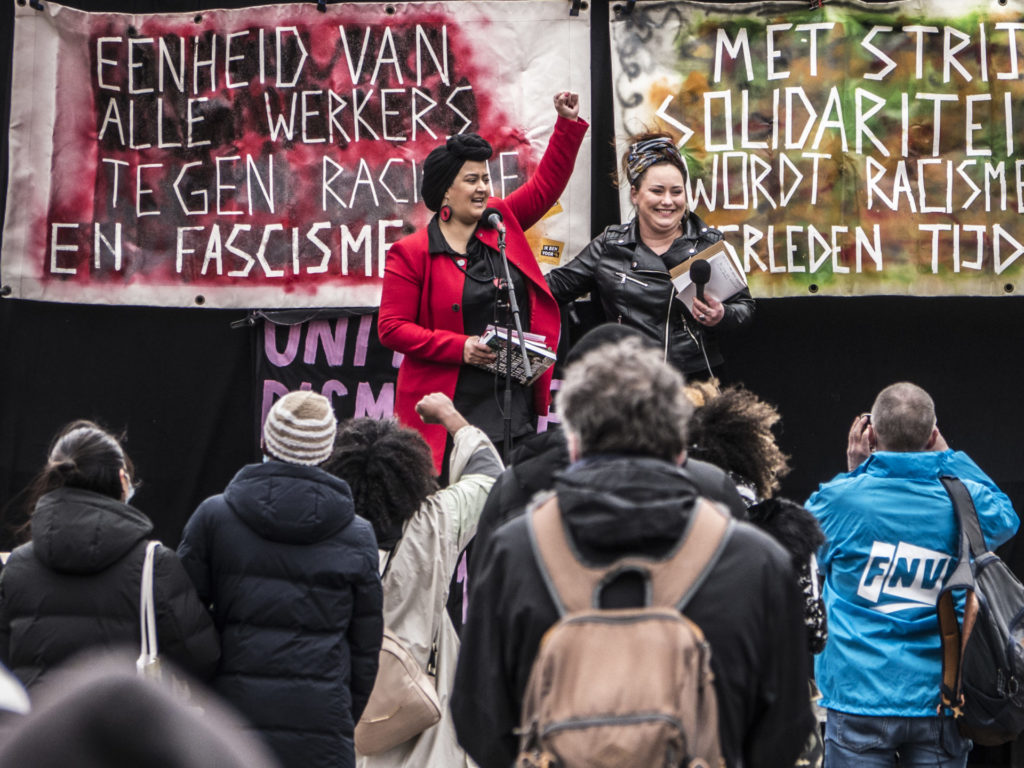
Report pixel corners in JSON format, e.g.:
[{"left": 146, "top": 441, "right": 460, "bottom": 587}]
[
  {"left": 451, "top": 455, "right": 815, "bottom": 768},
  {"left": 428, "top": 218, "right": 534, "bottom": 443},
  {"left": 0, "top": 488, "right": 220, "bottom": 691}
]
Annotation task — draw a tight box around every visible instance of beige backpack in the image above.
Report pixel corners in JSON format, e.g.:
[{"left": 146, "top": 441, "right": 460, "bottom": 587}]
[{"left": 516, "top": 496, "right": 731, "bottom": 768}]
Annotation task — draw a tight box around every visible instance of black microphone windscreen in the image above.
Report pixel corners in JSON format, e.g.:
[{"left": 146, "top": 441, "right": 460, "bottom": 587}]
[
  {"left": 481, "top": 208, "right": 504, "bottom": 229},
  {"left": 690, "top": 259, "right": 711, "bottom": 284}
]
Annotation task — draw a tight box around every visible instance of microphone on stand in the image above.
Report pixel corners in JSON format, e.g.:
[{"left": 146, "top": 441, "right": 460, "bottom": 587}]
[
  {"left": 480, "top": 206, "right": 526, "bottom": 463},
  {"left": 482, "top": 207, "right": 505, "bottom": 234},
  {"left": 690, "top": 259, "right": 711, "bottom": 304}
]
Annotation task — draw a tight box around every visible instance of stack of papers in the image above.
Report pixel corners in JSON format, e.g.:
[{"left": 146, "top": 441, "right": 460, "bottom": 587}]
[{"left": 476, "top": 325, "right": 556, "bottom": 386}]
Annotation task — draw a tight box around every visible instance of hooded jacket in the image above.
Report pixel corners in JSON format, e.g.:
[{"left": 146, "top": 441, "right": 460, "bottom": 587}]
[
  {"left": 178, "top": 461, "right": 383, "bottom": 768},
  {"left": 451, "top": 455, "right": 814, "bottom": 768},
  {"left": 0, "top": 487, "right": 219, "bottom": 691},
  {"left": 472, "top": 428, "right": 749, "bottom": 577},
  {"left": 546, "top": 214, "right": 755, "bottom": 375}
]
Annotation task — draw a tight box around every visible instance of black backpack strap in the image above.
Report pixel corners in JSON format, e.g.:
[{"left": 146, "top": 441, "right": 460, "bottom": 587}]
[
  {"left": 937, "top": 476, "right": 982, "bottom": 715},
  {"left": 527, "top": 494, "right": 732, "bottom": 614},
  {"left": 941, "top": 476, "right": 989, "bottom": 557}
]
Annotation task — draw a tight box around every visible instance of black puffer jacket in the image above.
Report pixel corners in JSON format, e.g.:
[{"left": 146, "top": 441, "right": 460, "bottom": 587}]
[
  {"left": 177, "top": 461, "right": 382, "bottom": 768},
  {"left": 0, "top": 487, "right": 219, "bottom": 690},
  {"left": 451, "top": 455, "right": 814, "bottom": 768},
  {"left": 546, "top": 213, "right": 755, "bottom": 374}
]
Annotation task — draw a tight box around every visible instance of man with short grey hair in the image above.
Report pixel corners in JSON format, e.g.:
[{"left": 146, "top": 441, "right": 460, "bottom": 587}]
[
  {"left": 451, "top": 338, "right": 815, "bottom": 768},
  {"left": 558, "top": 336, "right": 692, "bottom": 462},
  {"left": 808, "top": 381, "right": 1019, "bottom": 768}
]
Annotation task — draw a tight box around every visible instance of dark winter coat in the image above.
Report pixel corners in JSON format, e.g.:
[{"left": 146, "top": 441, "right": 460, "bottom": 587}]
[
  {"left": 0, "top": 487, "right": 219, "bottom": 690},
  {"left": 451, "top": 455, "right": 814, "bottom": 768},
  {"left": 472, "top": 428, "right": 749, "bottom": 574},
  {"left": 177, "top": 460, "right": 383, "bottom": 768},
  {"left": 546, "top": 213, "right": 755, "bottom": 375}
]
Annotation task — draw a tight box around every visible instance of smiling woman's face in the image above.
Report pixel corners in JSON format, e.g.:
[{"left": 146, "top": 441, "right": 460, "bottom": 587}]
[
  {"left": 444, "top": 161, "right": 490, "bottom": 224},
  {"left": 630, "top": 162, "right": 687, "bottom": 240}
]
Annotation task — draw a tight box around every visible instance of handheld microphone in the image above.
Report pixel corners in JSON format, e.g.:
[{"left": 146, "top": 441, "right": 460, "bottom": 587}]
[
  {"left": 482, "top": 207, "right": 505, "bottom": 233},
  {"left": 690, "top": 259, "right": 711, "bottom": 304}
]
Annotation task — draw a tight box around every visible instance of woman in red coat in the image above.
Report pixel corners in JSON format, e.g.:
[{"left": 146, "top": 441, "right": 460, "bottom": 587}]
[{"left": 378, "top": 92, "right": 588, "bottom": 472}]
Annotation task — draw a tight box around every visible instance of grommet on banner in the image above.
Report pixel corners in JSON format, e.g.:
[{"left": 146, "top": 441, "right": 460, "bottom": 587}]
[{"left": 0, "top": 285, "right": 12, "bottom": 297}]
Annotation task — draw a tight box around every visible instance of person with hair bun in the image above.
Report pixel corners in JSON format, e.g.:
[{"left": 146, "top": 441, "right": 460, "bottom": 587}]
[
  {"left": 378, "top": 92, "right": 588, "bottom": 472},
  {"left": 0, "top": 420, "right": 219, "bottom": 693},
  {"left": 546, "top": 131, "right": 755, "bottom": 380}
]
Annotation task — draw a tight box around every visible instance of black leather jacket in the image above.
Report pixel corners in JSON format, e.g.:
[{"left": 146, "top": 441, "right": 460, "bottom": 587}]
[{"left": 546, "top": 212, "right": 755, "bottom": 374}]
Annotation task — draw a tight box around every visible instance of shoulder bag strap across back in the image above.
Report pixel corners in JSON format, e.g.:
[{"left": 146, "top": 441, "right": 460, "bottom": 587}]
[
  {"left": 937, "top": 476, "right": 981, "bottom": 714},
  {"left": 527, "top": 495, "right": 732, "bottom": 614},
  {"left": 136, "top": 540, "right": 161, "bottom": 675}
]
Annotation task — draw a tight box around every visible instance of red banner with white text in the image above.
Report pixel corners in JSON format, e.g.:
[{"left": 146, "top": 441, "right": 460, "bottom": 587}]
[{"left": 2, "top": 0, "right": 591, "bottom": 308}]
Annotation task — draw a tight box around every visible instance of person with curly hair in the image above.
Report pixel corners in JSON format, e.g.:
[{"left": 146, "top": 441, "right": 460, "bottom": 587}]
[
  {"left": 685, "top": 383, "right": 828, "bottom": 766},
  {"left": 378, "top": 93, "right": 588, "bottom": 473},
  {"left": 324, "top": 393, "right": 502, "bottom": 768},
  {"left": 684, "top": 380, "right": 790, "bottom": 504}
]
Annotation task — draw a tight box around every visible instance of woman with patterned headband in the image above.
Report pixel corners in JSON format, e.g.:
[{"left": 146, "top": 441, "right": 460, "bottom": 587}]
[{"left": 546, "top": 132, "right": 755, "bottom": 380}]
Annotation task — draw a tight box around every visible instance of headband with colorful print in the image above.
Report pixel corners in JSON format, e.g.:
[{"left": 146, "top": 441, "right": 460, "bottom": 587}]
[{"left": 625, "top": 136, "right": 684, "bottom": 185}]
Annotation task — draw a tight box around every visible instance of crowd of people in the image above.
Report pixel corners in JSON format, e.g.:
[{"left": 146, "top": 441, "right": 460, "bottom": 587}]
[{"left": 0, "top": 90, "right": 1018, "bottom": 768}]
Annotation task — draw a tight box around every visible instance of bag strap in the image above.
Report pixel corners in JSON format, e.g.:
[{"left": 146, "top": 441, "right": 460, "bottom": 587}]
[
  {"left": 940, "top": 476, "right": 989, "bottom": 557},
  {"left": 137, "top": 540, "right": 160, "bottom": 672},
  {"left": 377, "top": 532, "right": 440, "bottom": 676},
  {"left": 937, "top": 476, "right": 981, "bottom": 715},
  {"left": 528, "top": 495, "right": 732, "bottom": 614}
]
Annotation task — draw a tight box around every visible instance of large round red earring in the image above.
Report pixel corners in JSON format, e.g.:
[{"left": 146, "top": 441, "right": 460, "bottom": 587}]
[{"left": 439, "top": 204, "right": 452, "bottom": 222}]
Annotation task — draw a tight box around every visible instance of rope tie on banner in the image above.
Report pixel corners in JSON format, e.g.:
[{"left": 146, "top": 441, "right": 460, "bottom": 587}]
[
  {"left": 569, "top": 0, "right": 583, "bottom": 16},
  {"left": 316, "top": 0, "right": 326, "bottom": 12},
  {"left": 28, "top": 0, "right": 45, "bottom": 10}
]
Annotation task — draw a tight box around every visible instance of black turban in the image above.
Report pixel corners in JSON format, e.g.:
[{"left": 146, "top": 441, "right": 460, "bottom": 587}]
[{"left": 420, "top": 133, "right": 493, "bottom": 212}]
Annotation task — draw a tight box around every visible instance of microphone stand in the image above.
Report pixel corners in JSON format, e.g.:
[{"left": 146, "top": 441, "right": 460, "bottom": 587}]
[{"left": 495, "top": 225, "right": 532, "bottom": 463}]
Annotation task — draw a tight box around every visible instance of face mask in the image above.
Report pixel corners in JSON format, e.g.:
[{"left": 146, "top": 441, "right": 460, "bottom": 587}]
[{"left": 121, "top": 469, "right": 135, "bottom": 503}]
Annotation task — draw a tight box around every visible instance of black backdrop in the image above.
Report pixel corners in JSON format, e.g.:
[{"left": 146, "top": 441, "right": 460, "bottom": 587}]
[{"left": 2, "top": 1, "right": 1023, "bottom": 558}]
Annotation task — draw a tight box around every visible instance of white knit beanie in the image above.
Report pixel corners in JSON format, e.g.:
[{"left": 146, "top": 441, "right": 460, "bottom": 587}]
[{"left": 263, "top": 391, "right": 337, "bottom": 466}]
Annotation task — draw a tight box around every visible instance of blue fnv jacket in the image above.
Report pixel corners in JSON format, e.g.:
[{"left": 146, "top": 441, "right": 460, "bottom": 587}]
[{"left": 806, "top": 450, "right": 1019, "bottom": 716}]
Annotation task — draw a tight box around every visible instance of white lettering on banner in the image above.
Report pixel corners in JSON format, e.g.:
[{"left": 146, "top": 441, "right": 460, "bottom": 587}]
[{"left": 856, "top": 540, "right": 956, "bottom": 613}]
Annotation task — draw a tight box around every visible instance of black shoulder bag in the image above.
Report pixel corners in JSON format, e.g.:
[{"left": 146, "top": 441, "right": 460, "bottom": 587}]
[{"left": 937, "top": 475, "right": 1024, "bottom": 745}]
